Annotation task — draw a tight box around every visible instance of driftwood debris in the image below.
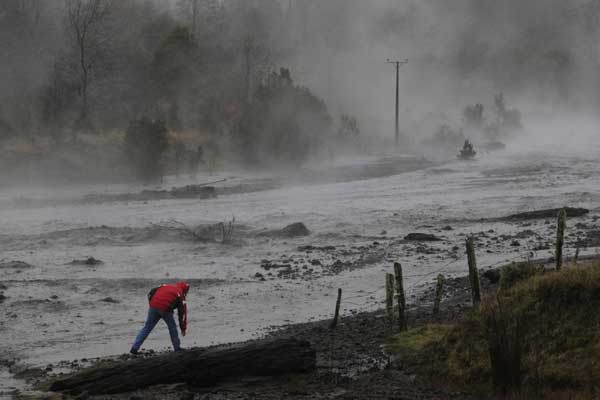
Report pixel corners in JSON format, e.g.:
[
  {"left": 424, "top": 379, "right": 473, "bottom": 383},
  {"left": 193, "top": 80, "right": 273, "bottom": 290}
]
[
  {"left": 150, "top": 218, "right": 236, "bottom": 243},
  {"left": 50, "top": 339, "right": 316, "bottom": 395},
  {"left": 82, "top": 182, "right": 223, "bottom": 204},
  {"left": 501, "top": 207, "right": 588, "bottom": 221},
  {"left": 170, "top": 184, "right": 219, "bottom": 199}
]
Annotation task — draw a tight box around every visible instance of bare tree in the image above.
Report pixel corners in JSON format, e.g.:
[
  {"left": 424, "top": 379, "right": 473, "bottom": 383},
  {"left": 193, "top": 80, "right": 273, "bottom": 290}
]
[
  {"left": 177, "top": 0, "right": 221, "bottom": 39},
  {"left": 63, "top": 0, "right": 112, "bottom": 129},
  {"left": 12, "top": 0, "right": 43, "bottom": 33},
  {"left": 242, "top": 35, "right": 266, "bottom": 102},
  {"left": 0, "top": 0, "right": 55, "bottom": 139},
  {"left": 177, "top": 0, "right": 200, "bottom": 38},
  {"left": 238, "top": 6, "right": 271, "bottom": 102}
]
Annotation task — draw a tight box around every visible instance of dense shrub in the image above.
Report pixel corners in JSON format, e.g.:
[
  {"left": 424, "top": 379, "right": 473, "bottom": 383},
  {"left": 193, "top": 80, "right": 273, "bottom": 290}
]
[
  {"left": 485, "top": 93, "right": 523, "bottom": 140},
  {"left": 338, "top": 114, "right": 360, "bottom": 138},
  {"left": 233, "top": 68, "right": 332, "bottom": 166},
  {"left": 463, "top": 103, "right": 485, "bottom": 131},
  {"left": 124, "top": 117, "right": 169, "bottom": 182},
  {"left": 499, "top": 262, "right": 544, "bottom": 290}
]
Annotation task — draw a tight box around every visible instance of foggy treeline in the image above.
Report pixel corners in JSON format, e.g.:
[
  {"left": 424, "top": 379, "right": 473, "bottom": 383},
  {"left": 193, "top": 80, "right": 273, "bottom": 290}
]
[{"left": 1, "top": 0, "right": 598, "bottom": 181}]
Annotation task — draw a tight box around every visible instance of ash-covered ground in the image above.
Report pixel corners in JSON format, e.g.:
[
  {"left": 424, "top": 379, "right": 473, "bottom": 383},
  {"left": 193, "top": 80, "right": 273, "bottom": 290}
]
[{"left": 2, "top": 134, "right": 600, "bottom": 395}]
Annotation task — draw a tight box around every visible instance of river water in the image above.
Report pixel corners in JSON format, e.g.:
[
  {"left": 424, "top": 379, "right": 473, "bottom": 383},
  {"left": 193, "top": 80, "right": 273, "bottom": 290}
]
[{"left": 1, "top": 126, "right": 600, "bottom": 394}]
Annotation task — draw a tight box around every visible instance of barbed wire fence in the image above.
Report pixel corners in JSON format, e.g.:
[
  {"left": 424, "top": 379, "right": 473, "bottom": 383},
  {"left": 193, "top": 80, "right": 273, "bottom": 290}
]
[
  {"left": 330, "top": 217, "right": 588, "bottom": 319},
  {"left": 322, "top": 215, "right": 590, "bottom": 380}
]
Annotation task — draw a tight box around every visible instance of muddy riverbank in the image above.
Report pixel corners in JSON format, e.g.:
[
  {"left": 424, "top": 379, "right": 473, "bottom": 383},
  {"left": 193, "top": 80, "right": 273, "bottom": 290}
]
[{"left": 14, "top": 264, "right": 499, "bottom": 399}]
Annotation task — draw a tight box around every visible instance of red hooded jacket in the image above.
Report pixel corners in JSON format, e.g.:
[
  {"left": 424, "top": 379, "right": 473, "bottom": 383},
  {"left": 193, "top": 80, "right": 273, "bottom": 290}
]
[{"left": 148, "top": 281, "right": 189, "bottom": 334}]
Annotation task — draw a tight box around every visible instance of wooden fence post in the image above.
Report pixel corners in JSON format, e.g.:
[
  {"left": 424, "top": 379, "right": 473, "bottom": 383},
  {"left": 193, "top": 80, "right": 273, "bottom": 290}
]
[
  {"left": 330, "top": 288, "right": 342, "bottom": 330},
  {"left": 394, "top": 262, "right": 407, "bottom": 331},
  {"left": 466, "top": 237, "right": 481, "bottom": 305},
  {"left": 433, "top": 274, "right": 445, "bottom": 315},
  {"left": 556, "top": 208, "right": 566, "bottom": 270},
  {"left": 386, "top": 273, "right": 395, "bottom": 325}
]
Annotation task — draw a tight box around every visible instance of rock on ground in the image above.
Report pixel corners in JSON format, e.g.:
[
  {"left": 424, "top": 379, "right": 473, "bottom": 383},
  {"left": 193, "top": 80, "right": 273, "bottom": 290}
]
[
  {"left": 258, "top": 223, "right": 311, "bottom": 238},
  {"left": 404, "top": 233, "right": 442, "bottom": 242}
]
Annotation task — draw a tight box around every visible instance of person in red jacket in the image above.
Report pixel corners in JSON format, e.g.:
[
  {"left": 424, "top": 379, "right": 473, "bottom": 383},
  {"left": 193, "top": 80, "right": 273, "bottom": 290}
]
[{"left": 130, "top": 281, "right": 189, "bottom": 354}]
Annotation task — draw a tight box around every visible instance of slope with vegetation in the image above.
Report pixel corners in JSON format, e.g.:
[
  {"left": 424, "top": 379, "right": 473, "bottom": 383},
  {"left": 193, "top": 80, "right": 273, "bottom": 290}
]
[{"left": 389, "top": 262, "right": 600, "bottom": 398}]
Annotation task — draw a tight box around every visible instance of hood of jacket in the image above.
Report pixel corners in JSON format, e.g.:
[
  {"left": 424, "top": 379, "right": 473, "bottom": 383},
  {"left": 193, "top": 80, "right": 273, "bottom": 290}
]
[{"left": 176, "top": 281, "right": 190, "bottom": 295}]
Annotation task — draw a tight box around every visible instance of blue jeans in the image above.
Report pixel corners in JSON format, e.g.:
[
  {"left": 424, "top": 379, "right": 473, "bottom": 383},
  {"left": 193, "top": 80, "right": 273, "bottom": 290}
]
[{"left": 132, "top": 307, "right": 180, "bottom": 351}]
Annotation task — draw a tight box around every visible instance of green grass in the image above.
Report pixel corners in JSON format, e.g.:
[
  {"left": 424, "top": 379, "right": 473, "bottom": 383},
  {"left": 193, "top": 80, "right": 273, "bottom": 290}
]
[
  {"left": 388, "top": 263, "right": 600, "bottom": 396},
  {"left": 387, "top": 324, "right": 452, "bottom": 362},
  {"left": 499, "top": 261, "right": 544, "bottom": 289}
]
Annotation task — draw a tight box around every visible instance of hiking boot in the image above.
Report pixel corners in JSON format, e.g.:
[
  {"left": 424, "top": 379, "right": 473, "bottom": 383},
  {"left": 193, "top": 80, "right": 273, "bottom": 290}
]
[{"left": 130, "top": 348, "right": 139, "bottom": 355}]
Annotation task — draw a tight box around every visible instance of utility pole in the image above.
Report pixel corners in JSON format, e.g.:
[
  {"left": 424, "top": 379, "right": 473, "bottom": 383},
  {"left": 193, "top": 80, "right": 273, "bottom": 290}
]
[{"left": 386, "top": 59, "right": 408, "bottom": 147}]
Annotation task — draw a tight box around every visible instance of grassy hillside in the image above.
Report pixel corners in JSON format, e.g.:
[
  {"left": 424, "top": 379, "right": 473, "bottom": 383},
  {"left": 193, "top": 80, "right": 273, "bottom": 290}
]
[{"left": 388, "top": 263, "right": 600, "bottom": 398}]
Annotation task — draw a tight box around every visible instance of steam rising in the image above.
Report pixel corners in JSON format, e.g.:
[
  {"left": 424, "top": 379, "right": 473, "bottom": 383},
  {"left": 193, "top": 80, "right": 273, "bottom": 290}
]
[{"left": 0, "top": 0, "right": 598, "bottom": 183}]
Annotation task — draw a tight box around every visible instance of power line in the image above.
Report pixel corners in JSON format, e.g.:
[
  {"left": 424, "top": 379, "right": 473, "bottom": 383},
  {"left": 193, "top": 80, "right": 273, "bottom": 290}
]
[{"left": 386, "top": 59, "right": 408, "bottom": 147}]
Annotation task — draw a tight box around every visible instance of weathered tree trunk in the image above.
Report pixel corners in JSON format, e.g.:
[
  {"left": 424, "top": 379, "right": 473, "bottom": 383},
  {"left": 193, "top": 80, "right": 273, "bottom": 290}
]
[{"left": 50, "top": 339, "right": 315, "bottom": 395}]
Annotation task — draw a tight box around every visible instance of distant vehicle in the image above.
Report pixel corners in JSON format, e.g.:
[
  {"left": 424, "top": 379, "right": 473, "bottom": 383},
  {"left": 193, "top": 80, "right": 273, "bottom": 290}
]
[{"left": 457, "top": 139, "right": 477, "bottom": 160}]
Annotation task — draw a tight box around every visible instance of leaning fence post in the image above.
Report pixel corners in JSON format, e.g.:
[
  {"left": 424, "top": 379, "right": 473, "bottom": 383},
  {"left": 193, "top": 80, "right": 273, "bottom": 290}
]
[
  {"left": 433, "top": 274, "right": 445, "bottom": 315},
  {"left": 394, "top": 262, "right": 407, "bottom": 331},
  {"left": 386, "top": 273, "right": 395, "bottom": 325},
  {"left": 330, "top": 288, "right": 342, "bottom": 330},
  {"left": 556, "top": 208, "right": 567, "bottom": 270},
  {"left": 466, "top": 237, "right": 481, "bottom": 305}
]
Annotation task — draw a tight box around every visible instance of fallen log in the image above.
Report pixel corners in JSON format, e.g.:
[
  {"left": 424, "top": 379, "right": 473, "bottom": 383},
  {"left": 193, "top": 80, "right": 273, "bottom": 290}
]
[
  {"left": 50, "top": 338, "right": 315, "bottom": 395},
  {"left": 501, "top": 207, "right": 589, "bottom": 221}
]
